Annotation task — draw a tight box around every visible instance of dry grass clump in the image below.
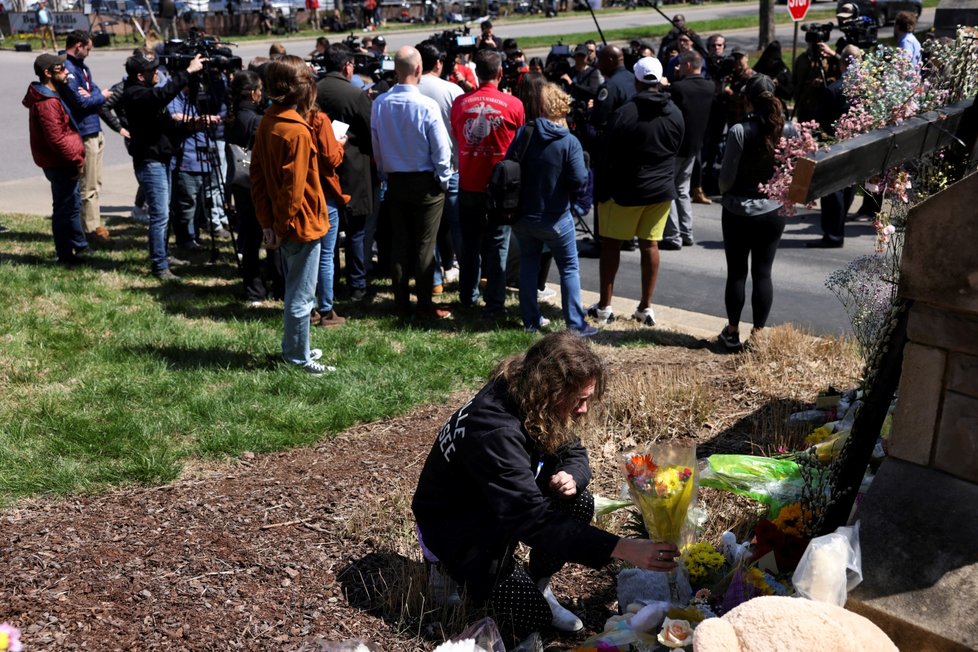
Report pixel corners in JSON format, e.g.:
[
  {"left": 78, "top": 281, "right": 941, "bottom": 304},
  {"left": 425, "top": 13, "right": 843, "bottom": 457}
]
[
  {"left": 340, "top": 491, "right": 418, "bottom": 557},
  {"left": 736, "top": 324, "right": 862, "bottom": 401},
  {"left": 583, "top": 366, "right": 718, "bottom": 496}
]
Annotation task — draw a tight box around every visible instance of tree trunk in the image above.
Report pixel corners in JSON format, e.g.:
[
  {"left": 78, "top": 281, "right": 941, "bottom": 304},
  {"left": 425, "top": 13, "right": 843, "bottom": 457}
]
[{"left": 758, "top": 0, "right": 776, "bottom": 51}]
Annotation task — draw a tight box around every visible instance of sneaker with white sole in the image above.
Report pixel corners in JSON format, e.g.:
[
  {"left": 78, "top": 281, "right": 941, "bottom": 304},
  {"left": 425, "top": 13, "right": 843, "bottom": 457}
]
[
  {"left": 537, "top": 287, "right": 557, "bottom": 302},
  {"left": 524, "top": 316, "right": 551, "bottom": 333},
  {"left": 443, "top": 266, "right": 460, "bottom": 284},
  {"left": 586, "top": 303, "right": 615, "bottom": 324},
  {"left": 632, "top": 306, "right": 656, "bottom": 326}
]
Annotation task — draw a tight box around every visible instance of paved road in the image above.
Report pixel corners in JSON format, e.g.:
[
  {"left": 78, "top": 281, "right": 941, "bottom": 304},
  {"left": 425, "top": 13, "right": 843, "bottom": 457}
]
[{"left": 1, "top": 3, "right": 920, "bottom": 335}]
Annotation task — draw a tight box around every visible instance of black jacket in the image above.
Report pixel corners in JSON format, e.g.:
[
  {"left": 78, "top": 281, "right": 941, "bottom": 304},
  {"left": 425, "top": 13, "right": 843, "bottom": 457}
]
[
  {"left": 315, "top": 72, "right": 374, "bottom": 218},
  {"left": 669, "top": 74, "right": 715, "bottom": 158},
  {"left": 121, "top": 70, "right": 190, "bottom": 164},
  {"left": 601, "top": 88, "right": 685, "bottom": 206},
  {"left": 226, "top": 98, "right": 262, "bottom": 149},
  {"left": 412, "top": 379, "right": 619, "bottom": 582}
]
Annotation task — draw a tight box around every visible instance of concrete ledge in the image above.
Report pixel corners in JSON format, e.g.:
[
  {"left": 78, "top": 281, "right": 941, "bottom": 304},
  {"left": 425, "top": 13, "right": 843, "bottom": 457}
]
[{"left": 849, "top": 457, "right": 978, "bottom": 651}]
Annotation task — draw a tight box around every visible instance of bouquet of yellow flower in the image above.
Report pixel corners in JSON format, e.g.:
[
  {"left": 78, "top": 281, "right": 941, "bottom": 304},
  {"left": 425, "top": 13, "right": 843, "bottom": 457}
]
[{"left": 622, "top": 446, "right": 698, "bottom": 546}]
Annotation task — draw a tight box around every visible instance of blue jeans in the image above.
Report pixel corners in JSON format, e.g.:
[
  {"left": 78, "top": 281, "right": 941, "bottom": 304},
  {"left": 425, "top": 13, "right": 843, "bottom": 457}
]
[
  {"left": 458, "top": 190, "right": 510, "bottom": 313},
  {"left": 280, "top": 238, "right": 322, "bottom": 366},
  {"left": 43, "top": 167, "right": 87, "bottom": 261},
  {"left": 513, "top": 213, "right": 586, "bottom": 331},
  {"left": 172, "top": 169, "right": 204, "bottom": 245},
  {"left": 205, "top": 139, "right": 228, "bottom": 229},
  {"left": 317, "top": 200, "right": 340, "bottom": 313},
  {"left": 134, "top": 160, "right": 172, "bottom": 273},
  {"left": 434, "top": 172, "right": 460, "bottom": 287}
]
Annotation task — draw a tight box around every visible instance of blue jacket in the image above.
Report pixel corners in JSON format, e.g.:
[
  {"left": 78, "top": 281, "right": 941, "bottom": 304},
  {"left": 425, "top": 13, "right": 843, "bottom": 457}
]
[
  {"left": 512, "top": 118, "right": 588, "bottom": 223},
  {"left": 59, "top": 54, "right": 106, "bottom": 138}
]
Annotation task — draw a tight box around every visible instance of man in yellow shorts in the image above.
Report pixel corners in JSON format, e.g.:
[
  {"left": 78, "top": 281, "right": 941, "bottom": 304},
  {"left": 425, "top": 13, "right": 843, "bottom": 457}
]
[{"left": 587, "top": 57, "right": 685, "bottom": 327}]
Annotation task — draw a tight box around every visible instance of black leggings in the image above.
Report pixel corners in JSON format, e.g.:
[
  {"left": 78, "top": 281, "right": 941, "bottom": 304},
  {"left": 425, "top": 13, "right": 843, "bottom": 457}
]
[
  {"left": 721, "top": 206, "right": 786, "bottom": 329},
  {"left": 476, "top": 490, "right": 595, "bottom": 641}
]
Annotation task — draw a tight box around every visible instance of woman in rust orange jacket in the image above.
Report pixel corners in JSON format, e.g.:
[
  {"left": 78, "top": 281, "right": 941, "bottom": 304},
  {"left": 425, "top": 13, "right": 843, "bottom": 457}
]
[{"left": 250, "top": 58, "right": 332, "bottom": 374}]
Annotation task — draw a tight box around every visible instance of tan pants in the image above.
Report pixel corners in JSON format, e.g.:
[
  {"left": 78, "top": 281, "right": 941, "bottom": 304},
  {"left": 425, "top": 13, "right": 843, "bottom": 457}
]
[{"left": 81, "top": 132, "right": 104, "bottom": 234}]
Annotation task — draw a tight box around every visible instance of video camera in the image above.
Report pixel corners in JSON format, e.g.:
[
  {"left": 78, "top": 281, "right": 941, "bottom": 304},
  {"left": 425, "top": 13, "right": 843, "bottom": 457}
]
[
  {"left": 427, "top": 27, "right": 477, "bottom": 80},
  {"left": 544, "top": 42, "right": 573, "bottom": 82},
  {"left": 160, "top": 31, "right": 242, "bottom": 73},
  {"left": 802, "top": 16, "right": 878, "bottom": 50}
]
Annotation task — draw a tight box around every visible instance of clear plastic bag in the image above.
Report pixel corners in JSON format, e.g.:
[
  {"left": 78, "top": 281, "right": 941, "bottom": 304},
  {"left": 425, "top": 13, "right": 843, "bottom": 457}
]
[{"left": 791, "top": 522, "right": 862, "bottom": 606}]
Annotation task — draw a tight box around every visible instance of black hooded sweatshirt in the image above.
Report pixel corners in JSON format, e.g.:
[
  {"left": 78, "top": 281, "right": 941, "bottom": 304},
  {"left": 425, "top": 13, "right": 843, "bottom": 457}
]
[
  {"left": 411, "top": 379, "right": 619, "bottom": 591},
  {"left": 600, "top": 88, "right": 685, "bottom": 206}
]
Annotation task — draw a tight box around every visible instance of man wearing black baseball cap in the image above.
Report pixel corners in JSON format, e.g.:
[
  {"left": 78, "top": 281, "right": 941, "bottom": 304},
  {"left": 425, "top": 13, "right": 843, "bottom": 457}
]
[
  {"left": 23, "top": 53, "right": 88, "bottom": 265},
  {"left": 121, "top": 50, "right": 207, "bottom": 282}
]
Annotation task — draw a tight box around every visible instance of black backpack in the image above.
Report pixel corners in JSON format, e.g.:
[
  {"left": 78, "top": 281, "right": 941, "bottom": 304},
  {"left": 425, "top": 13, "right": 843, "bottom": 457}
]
[{"left": 486, "top": 120, "right": 537, "bottom": 226}]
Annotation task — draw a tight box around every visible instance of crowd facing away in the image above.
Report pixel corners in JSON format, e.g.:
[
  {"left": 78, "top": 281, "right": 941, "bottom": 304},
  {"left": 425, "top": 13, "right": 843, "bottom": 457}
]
[
  {"left": 16, "top": 11, "right": 936, "bottom": 646},
  {"left": 21, "top": 8, "right": 927, "bottom": 372}
]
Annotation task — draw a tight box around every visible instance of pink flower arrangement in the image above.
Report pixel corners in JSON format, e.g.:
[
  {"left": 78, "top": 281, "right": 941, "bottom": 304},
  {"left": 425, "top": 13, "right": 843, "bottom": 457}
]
[{"left": 757, "top": 121, "right": 821, "bottom": 217}]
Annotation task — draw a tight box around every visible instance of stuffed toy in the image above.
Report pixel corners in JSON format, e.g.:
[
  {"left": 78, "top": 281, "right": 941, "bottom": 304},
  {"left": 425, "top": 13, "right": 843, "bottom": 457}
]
[{"left": 693, "top": 596, "right": 897, "bottom": 651}]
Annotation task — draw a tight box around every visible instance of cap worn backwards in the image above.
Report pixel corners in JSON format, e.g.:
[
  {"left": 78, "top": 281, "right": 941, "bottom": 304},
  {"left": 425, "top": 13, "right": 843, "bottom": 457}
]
[
  {"left": 633, "top": 56, "right": 663, "bottom": 85},
  {"left": 33, "top": 53, "right": 65, "bottom": 77}
]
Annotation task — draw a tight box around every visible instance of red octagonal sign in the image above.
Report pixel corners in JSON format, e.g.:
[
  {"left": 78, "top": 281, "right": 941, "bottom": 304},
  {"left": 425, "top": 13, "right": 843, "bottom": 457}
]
[{"left": 788, "top": 0, "right": 811, "bottom": 21}]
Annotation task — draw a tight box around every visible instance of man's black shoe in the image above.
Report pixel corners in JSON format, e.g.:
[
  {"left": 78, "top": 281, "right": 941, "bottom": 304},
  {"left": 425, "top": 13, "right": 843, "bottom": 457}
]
[
  {"left": 350, "top": 287, "right": 369, "bottom": 303},
  {"left": 805, "top": 238, "right": 843, "bottom": 249},
  {"left": 57, "top": 253, "right": 87, "bottom": 266},
  {"left": 0, "top": 224, "right": 10, "bottom": 234},
  {"left": 658, "top": 240, "right": 682, "bottom": 251},
  {"left": 578, "top": 242, "right": 601, "bottom": 258}
]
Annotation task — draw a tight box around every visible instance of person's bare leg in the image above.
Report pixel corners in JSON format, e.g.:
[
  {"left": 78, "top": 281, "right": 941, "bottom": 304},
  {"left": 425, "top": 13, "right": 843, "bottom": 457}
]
[
  {"left": 598, "top": 237, "right": 622, "bottom": 308},
  {"left": 637, "top": 239, "right": 660, "bottom": 310}
]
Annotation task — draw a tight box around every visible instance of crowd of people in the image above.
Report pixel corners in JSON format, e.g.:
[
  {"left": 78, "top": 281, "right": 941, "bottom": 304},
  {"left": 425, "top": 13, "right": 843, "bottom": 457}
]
[
  {"left": 22, "top": 8, "right": 929, "bottom": 366},
  {"left": 18, "top": 9, "right": 938, "bottom": 643}
]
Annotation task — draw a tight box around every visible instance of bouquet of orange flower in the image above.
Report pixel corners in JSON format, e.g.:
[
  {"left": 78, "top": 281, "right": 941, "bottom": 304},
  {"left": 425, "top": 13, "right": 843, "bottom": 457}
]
[{"left": 623, "top": 446, "right": 698, "bottom": 546}]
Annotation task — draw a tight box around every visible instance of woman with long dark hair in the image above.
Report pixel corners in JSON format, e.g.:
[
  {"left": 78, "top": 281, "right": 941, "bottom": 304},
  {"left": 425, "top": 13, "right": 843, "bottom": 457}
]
[
  {"left": 717, "top": 74, "right": 796, "bottom": 350},
  {"left": 226, "top": 69, "right": 284, "bottom": 302},
  {"left": 752, "top": 40, "right": 793, "bottom": 103}
]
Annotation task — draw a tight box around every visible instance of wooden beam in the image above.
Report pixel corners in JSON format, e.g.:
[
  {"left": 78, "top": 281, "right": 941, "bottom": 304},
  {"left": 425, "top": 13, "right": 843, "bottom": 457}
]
[{"left": 787, "top": 98, "right": 975, "bottom": 205}]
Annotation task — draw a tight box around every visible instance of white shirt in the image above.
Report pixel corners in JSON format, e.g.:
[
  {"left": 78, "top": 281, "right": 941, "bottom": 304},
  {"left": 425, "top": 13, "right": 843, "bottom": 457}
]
[
  {"left": 419, "top": 73, "right": 464, "bottom": 165},
  {"left": 371, "top": 83, "right": 454, "bottom": 189}
]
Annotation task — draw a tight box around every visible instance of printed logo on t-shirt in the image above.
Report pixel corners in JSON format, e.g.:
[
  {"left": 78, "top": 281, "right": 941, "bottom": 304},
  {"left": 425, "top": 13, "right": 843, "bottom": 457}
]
[{"left": 460, "top": 101, "right": 504, "bottom": 146}]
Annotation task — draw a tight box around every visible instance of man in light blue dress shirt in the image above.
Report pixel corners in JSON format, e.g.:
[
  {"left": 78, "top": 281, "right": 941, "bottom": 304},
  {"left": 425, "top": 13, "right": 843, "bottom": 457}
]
[{"left": 371, "top": 45, "right": 455, "bottom": 320}]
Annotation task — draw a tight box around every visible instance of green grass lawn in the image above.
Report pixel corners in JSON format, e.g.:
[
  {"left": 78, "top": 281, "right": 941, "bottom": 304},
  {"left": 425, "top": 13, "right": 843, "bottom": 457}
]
[{"left": 0, "top": 212, "right": 535, "bottom": 505}]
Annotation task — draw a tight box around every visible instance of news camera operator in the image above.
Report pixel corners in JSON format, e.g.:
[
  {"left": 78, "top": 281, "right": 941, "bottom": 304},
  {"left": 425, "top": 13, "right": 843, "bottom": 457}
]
[{"left": 121, "top": 50, "right": 210, "bottom": 282}]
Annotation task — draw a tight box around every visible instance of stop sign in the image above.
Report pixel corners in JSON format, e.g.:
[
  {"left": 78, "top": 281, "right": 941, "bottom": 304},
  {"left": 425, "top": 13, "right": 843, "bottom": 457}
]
[{"left": 787, "top": 0, "right": 811, "bottom": 21}]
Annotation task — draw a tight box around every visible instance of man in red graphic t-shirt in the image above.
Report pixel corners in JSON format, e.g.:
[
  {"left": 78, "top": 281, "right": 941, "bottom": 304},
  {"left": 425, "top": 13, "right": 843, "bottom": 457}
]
[{"left": 450, "top": 49, "right": 525, "bottom": 318}]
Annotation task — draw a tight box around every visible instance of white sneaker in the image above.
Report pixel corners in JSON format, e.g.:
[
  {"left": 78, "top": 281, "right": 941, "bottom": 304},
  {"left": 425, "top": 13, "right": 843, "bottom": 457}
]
[
  {"left": 537, "top": 580, "right": 583, "bottom": 632},
  {"left": 524, "top": 316, "right": 551, "bottom": 333},
  {"left": 309, "top": 348, "right": 323, "bottom": 361},
  {"left": 443, "top": 266, "right": 460, "bottom": 284},
  {"left": 130, "top": 204, "right": 150, "bottom": 224},
  {"left": 537, "top": 287, "right": 557, "bottom": 302},
  {"left": 633, "top": 306, "right": 656, "bottom": 326},
  {"left": 586, "top": 303, "right": 615, "bottom": 324}
]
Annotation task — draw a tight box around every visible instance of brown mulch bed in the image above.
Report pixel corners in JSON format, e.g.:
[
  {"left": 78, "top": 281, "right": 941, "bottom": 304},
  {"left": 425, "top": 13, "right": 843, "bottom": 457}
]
[{"left": 0, "top": 337, "right": 848, "bottom": 650}]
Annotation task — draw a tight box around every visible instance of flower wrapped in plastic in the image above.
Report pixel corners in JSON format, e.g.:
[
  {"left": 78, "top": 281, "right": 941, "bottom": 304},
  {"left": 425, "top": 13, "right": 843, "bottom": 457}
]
[{"left": 622, "top": 446, "right": 698, "bottom": 546}]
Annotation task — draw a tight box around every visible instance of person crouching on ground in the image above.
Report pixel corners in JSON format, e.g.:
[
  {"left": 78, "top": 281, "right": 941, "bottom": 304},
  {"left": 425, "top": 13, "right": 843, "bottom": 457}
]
[
  {"left": 250, "top": 58, "right": 334, "bottom": 375},
  {"left": 412, "top": 332, "right": 680, "bottom": 644},
  {"left": 23, "top": 53, "right": 87, "bottom": 265}
]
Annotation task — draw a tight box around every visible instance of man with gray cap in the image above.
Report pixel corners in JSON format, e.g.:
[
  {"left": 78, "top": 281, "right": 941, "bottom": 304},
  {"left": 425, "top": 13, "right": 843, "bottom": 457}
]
[
  {"left": 588, "top": 57, "right": 684, "bottom": 329},
  {"left": 23, "top": 53, "right": 87, "bottom": 265}
]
